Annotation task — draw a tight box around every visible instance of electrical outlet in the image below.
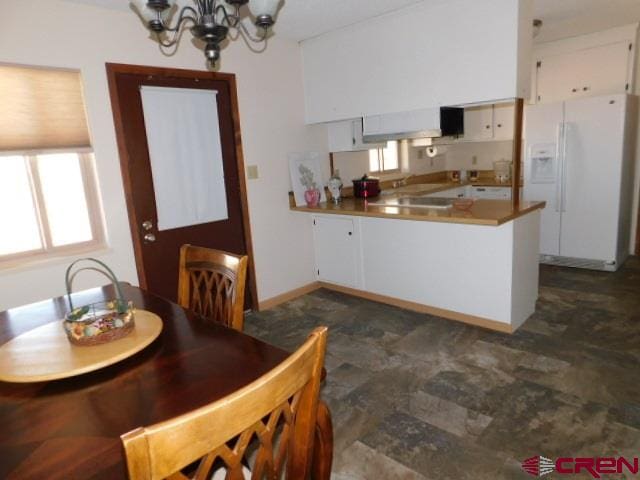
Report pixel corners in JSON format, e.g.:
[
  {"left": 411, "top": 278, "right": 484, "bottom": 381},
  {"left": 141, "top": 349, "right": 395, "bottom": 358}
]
[
  {"left": 472, "top": 156, "right": 478, "bottom": 165},
  {"left": 247, "top": 165, "right": 259, "bottom": 180}
]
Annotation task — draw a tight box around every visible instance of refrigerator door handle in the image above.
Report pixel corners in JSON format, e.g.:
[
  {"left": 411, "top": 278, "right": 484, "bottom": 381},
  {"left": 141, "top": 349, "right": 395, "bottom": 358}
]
[
  {"left": 555, "top": 123, "right": 565, "bottom": 213},
  {"left": 561, "top": 123, "right": 570, "bottom": 213}
]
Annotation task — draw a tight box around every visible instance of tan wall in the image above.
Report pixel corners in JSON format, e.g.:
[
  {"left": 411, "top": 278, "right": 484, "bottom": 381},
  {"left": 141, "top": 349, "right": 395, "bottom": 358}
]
[{"left": 0, "top": 0, "right": 328, "bottom": 309}]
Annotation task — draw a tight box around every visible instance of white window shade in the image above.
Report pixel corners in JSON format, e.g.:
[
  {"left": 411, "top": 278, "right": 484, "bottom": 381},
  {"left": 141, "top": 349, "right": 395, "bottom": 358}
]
[
  {"left": 140, "top": 86, "right": 229, "bottom": 231},
  {"left": 0, "top": 65, "right": 91, "bottom": 152}
]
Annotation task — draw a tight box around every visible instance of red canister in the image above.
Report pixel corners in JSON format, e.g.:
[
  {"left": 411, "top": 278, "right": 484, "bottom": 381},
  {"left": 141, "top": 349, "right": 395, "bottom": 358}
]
[{"left": 352, "top": 174, "right": 381, "bottom": 198}]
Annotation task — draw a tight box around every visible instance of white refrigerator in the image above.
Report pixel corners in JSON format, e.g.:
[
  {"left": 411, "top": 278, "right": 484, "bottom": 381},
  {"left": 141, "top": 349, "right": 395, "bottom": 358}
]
[{"left": 523, "top": 94, "right": 637, "bottom": 271}]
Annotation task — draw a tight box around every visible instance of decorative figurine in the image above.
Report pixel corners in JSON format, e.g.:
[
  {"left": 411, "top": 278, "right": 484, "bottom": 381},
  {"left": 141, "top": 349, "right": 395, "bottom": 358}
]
[{"left": 328, "top": 169, "right": 343, "bottom": 203}]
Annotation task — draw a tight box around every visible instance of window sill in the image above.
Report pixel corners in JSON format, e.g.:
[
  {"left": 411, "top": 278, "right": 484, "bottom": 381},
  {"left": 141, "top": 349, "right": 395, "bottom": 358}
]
[{"left": 0, "top": 244, "right": 113, "bottom": 276}]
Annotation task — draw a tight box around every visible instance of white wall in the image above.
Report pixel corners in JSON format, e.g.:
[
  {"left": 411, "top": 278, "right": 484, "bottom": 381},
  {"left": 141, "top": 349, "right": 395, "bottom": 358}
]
[
  {"left": 301, "top": 0, "right": 533, "bottom": 123},
  {"left": 0, "top": 0, "right": 327, "bottom": 310}
]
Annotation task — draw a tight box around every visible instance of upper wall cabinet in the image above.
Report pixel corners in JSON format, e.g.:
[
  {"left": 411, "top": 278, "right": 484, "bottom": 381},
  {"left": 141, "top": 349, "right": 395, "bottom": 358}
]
[
  {"left": 535, "top": 41, "right": 634, "bottom": 104},
  {"left": 492, "top": 103, "right": 516, "bottom": 141},
  {"left": 301, "top": 0, "right": 533, "bottom": 124},
  {"left": 464, "top": 106, "right": 494, "bottom": 141},
  {"left": 455, "top": 103, "right": 515, "bottom": 142}
]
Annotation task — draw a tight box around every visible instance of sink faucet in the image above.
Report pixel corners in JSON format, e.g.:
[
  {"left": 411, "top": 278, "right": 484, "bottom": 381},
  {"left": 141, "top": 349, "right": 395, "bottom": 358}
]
[{"left": 392, "top": 174, "right": 414, "bottom": 189}]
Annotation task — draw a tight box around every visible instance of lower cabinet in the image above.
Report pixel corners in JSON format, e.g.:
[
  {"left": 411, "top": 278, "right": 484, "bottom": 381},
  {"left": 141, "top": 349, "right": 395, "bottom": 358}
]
[{"left": 312, "top": 215, "right": 360, "bottom": 287}]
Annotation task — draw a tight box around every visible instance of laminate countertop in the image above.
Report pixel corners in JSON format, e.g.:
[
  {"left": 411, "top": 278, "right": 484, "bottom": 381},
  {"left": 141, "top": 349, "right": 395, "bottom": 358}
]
[
  {"left": 380, "top": 180, "right": 520, "bottom": 196},
  {"left": 291, "top": 197, "right": 545, "bottom": 226}
]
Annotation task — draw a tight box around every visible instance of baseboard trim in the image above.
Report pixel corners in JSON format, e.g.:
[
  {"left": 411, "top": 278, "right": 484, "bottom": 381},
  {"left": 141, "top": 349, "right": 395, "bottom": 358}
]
[
  {"left": 318, "top": 282, "right": 513, "bottom": 334},
  {"left": 258, "top": 282, "right": 321, "bottom": 311}
]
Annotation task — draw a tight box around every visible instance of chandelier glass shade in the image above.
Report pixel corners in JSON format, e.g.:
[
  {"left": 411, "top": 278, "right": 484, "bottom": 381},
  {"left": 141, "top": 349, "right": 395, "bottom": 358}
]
[{"left": 130, "top": 0, "right": 281, "bottom": 67}]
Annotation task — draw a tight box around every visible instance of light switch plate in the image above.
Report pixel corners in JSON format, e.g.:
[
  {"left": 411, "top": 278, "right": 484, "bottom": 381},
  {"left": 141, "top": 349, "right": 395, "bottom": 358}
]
[{"left": 247, "top": 165, "right": 259, "bottom": 180}]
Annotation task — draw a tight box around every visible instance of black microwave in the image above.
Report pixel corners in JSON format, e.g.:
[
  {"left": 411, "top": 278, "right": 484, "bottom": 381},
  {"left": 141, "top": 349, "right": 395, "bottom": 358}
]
[{"left": 440, "top": 107, "right": 464, "bottom": 137}]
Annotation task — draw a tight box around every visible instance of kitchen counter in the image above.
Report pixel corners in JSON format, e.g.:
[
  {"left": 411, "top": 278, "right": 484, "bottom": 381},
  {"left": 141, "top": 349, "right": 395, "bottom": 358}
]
[
  {"left": 294, "top": 180, "right": 544, "bottom": 332},
  {"left": 292, "top": 197, "right": 545, "bottom": 226}
]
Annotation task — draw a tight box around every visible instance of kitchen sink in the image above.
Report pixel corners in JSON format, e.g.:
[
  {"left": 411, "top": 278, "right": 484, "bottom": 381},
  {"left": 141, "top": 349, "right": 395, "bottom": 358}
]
[{"left": 369, "top": 196, "right": 454, "bottom": 209}]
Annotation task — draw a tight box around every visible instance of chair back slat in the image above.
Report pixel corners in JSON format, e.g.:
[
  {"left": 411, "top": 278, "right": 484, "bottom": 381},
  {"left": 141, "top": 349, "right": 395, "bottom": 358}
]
[
  {"left": 178, "top": 245, "right": 248, "bottom": 331},
  {"left": 121, "top": 327, "right": 327, "bottom": 480}
]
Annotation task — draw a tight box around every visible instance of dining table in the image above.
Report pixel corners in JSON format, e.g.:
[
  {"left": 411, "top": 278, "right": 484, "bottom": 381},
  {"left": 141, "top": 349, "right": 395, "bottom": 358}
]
[{"left": 0, "top": 283, "right": 333, "bottom": 479}]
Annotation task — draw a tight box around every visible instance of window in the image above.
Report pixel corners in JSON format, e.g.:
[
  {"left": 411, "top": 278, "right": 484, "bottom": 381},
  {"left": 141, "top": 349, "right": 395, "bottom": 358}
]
[
  {"left": 0, "top": 65, "right": 105, "bottom": 266},
  {"left": 369, "top": 141, "right": 399, "bottom": 173},
  {"left": 0, "top": 152, "right": 104, "bottom": 263}
]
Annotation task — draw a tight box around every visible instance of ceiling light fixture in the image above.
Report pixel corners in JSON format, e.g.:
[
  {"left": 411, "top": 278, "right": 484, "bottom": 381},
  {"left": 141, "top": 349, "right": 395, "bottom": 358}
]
[{"left": 130, "top": 0, "right": 282, "bottom": 67}]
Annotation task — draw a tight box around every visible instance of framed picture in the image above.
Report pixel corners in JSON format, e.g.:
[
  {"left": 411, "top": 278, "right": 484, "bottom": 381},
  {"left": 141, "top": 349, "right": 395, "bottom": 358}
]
[{"left": 288, "top": 152, "right": 327, "bottom": 207}]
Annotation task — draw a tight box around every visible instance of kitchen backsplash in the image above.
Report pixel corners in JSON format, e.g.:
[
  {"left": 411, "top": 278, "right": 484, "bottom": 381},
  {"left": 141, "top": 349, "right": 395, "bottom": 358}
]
[
  {"left": 444, "top": 140, "right": 513, "bottom": 171},
  {"left": 331, "top": 139, "right": 512, "bottom": 182}
]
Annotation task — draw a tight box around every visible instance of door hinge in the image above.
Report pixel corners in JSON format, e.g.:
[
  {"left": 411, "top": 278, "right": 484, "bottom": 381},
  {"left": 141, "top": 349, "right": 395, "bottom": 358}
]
[
  {"left": 630, "top": 43, "right": 633, "bottom": 51},
  {"left": 536, "top": 60, "right": 542, "bottom": 68},
  {"left": 317, "top": 269, "right": 320, "bottom": 276},
  {"left": 313, "top": 219, "right": 316, "bottom": 225},
  {"left": 626, "top": 83, "right": 630, "bottom": 91}
]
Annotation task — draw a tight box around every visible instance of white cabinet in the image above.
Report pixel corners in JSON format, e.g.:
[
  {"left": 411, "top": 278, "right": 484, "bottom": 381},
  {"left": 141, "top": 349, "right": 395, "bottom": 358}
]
[
  {"left": 327, "top": 119, "right": 384, "bottom": 152},
  {"left": 470, "top": 186, "right": 512, "bottom": 200},
  {"left": 492, "top": 103, "right": 515, "bottom": 141},
  {"left": 302, "top": 0, "right": 531, "bottom": 123},
  {"left": 463, "top": 106, "right": 494, "bottom": 141},
  {"left": 312, "top": 215, "right": 360, "bottom": 287},
  {"left": 460, "top": 103, "right": 514, "bottom": 142},
  {"left": 535, "top": 41, "right": 632, "bottom": 104}
]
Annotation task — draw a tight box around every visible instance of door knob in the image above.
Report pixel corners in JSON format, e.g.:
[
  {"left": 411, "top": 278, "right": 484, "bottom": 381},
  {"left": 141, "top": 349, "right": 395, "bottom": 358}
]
[
  {"left": 142, "top": 220, "right": 153, "bottom": 231},
  {"left": 144, "top": 233, "right": 156, "bottom": 243}
]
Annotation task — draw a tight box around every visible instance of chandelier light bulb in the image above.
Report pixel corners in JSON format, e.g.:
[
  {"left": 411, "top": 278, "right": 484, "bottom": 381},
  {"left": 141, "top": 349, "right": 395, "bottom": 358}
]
[
  {"left": 248, "top": 0, "right": 281, "bottom": 27},
  {"left": 131, "top": 0, "right": 157, "bottom": 23}
]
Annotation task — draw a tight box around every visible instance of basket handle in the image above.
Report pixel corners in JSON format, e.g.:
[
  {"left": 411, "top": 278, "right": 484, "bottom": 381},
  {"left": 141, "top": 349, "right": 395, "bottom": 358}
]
[{"left": 65, "top": 258, "right": 125, "bottom": 310}]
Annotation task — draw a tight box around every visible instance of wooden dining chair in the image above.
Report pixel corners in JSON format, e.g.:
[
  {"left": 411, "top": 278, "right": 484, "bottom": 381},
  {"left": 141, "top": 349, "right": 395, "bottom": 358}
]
[
  {"left": 178, "top": 244, "right": 249, "bottom": 331},
  {"left": 121, "top": 326, "right": 328, "bottom": 480}
]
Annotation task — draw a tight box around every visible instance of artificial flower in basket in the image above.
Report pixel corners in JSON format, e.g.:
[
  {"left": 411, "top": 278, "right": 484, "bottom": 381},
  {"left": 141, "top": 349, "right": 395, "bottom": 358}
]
[{"left": 63, "top": 258, "right": 135, "bottom": 346}]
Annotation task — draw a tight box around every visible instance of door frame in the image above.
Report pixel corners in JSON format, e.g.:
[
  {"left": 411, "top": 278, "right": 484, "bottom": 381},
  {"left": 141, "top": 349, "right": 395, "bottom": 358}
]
[{"left": 106, "top": 63, "right": 259, "bottom": 309}]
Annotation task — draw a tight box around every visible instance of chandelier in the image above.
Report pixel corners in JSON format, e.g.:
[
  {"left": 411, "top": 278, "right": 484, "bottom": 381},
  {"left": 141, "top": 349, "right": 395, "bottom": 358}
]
[{"left": 131, "top": 0, "right": 282, "bottom": 67}]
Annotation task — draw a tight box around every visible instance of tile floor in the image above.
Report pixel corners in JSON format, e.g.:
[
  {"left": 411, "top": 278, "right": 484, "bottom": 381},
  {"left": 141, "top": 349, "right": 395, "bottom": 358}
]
[{"left": 245, "top": 258, "right": 640, "bottom": 479}]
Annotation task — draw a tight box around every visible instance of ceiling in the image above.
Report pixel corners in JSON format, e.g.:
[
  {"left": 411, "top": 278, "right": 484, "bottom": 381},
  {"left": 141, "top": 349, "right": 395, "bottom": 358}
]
[{"left": 65, "top": 0, "right": 640, "bottom": 43}]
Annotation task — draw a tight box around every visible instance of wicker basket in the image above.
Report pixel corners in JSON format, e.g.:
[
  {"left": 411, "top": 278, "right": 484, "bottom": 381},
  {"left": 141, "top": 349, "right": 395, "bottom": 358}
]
[{"left": 63, "top": 258, "right": 135, "bottom": 347}]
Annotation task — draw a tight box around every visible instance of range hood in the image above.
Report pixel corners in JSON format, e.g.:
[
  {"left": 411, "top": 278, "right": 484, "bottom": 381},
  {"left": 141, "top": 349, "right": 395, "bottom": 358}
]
[{"left": 362, "top": 107, "right": 463, "bottom": 143}]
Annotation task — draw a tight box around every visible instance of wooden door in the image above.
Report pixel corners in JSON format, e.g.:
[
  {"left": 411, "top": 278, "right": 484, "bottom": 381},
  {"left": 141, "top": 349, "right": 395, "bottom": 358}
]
[{"left": 107, "top": 64, "right": 257, "bottom": 308}]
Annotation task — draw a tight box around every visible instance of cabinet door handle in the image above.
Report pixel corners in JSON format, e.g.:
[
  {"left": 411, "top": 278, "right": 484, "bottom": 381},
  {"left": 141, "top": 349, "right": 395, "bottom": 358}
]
[
  {"left": 497, "top": 123, "right": 502, "bottom": 128},
  {"left": 485, "top": 125, "right": 491, "bottom": 129},
  {"left": 348, "top": 232, "right": 352, "bottom": 236},
  {"left": 583, "top": 86, "right": 590, "bottom": 91},
  {"left": 572, "top": 88, "right": 578, "bottom": 93}
]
